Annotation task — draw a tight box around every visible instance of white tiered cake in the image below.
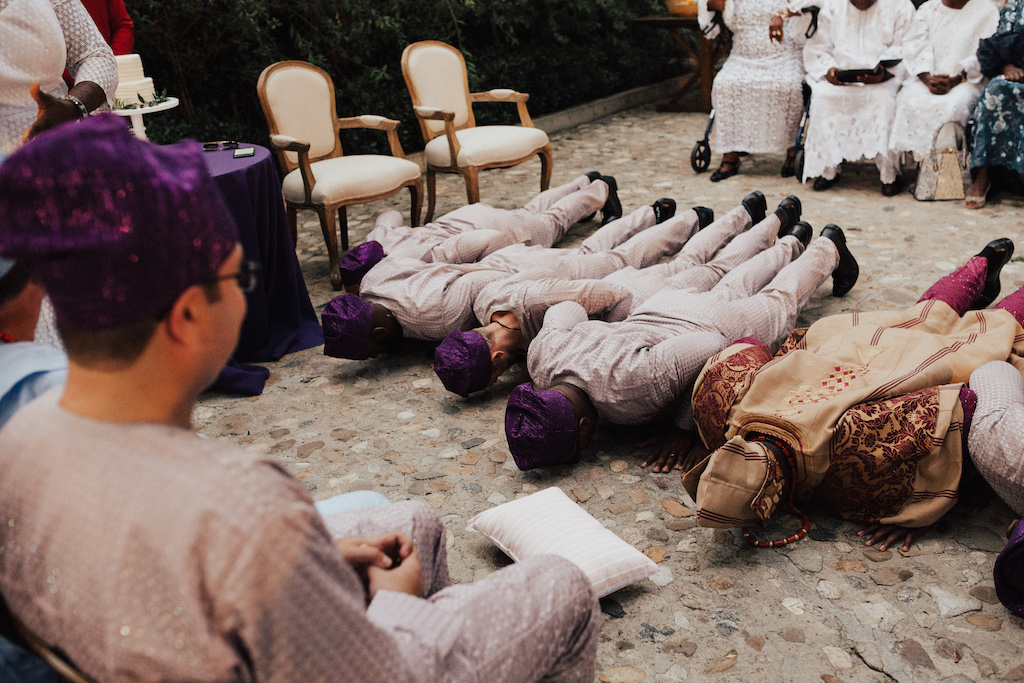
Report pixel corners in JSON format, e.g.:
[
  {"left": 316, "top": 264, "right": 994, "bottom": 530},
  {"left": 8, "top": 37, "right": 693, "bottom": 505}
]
[{"left": 114, "top": 54, "right": 156, "bottom": 107}]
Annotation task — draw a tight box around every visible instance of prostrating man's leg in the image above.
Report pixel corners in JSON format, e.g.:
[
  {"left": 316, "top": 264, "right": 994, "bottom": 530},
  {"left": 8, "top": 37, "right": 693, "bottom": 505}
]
[{"left": 430, "top": 555, "right": 599, "bottom": 683}]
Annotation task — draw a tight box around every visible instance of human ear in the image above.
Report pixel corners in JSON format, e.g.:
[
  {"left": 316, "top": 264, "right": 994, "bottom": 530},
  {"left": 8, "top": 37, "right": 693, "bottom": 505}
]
[{"left": 370, "top": 325, "right": 390, "bottom": 341}]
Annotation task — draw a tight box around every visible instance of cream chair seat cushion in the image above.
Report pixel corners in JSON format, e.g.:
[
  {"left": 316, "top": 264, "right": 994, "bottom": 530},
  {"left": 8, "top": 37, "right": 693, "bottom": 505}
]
[
  {"left": 281, "top": 155, "right": 422, "bottom": 204},
  {"left": 424, "top": 125, "right": 549, "bottom": 167}
]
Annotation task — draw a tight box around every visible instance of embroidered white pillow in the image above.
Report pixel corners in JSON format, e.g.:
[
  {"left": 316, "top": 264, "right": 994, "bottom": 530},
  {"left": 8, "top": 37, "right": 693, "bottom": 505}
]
[{"left": 467, "top": 486, "right": 657, "bottom": 597}]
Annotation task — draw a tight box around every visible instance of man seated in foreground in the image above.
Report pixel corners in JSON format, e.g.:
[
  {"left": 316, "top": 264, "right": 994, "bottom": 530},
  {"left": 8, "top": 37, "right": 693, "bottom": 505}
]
[
  {"left": 432, "top": 192, "right": 787, "bottom": 397},
  {"left": 684, "top": 239, "right": 1019, "bottom": 551},
  {"left": 321, "top": 196, "right": 697, "bottom": 361},
  {"left": 339, "top": 172, "right": 623, "bottom": 290},
  {"left": 503, "top": 211, "right": 859, "bottom": 474},
  {"left": 0, "top": 115, "right": 599, "bottom": 682}
]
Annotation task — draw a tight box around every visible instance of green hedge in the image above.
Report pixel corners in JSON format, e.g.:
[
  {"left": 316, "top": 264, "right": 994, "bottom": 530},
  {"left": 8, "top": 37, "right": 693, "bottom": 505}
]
[{"left": 130, "top": 0, "right": 684, "bottom": 154}]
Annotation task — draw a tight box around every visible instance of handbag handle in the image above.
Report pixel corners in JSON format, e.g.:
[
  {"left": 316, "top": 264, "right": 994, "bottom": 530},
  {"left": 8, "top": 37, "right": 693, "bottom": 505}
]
[{"left": 928, "top": 120, "right": 967, "bottom": 171}]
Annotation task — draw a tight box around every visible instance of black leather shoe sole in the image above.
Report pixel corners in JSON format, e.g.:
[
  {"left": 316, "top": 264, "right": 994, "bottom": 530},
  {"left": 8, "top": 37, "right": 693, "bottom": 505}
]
[
  {"left": 776, "top": 196, "right": 802, "bottom": 233},
  {"left": 781, "top": 220, "right": 812, "bottom": 248},
  {"left": 971, "top": 238, "right": 1015, "bottom": 309},
  {"left": 652, "top": 198, "right": 676, "bottom": 224},
  {"left": 813, "top": 175, "right": 839, "bottom": 191},
  {"left": 821, "top": 224, "right": 859, "bottom": 297},
  {"left": 693, "top": 206, "right": 714, "bottom": 230},
  {"left": 741, "top": 191, "right": 767, "bottom": 224},
  {"left": 599, "top": 175, "right": 622, "bottom": 225}
]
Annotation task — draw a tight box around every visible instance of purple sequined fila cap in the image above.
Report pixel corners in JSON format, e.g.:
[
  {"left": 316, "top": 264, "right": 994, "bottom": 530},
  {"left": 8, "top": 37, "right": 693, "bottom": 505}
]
[
  {"left": 339, "top": 241, "right": 385, "bottom": 286},
  {"left": 434, "top": 329, "right": 491, "bottom": 397},
  {"left": 505, "top": 383, "right": 577, "bottom": 470},
  {"left": 0, "top": 113, "right": 238, "bottom": 330},
  {"left": 321, "top": 293, "right": 373, "bottom": 359}
]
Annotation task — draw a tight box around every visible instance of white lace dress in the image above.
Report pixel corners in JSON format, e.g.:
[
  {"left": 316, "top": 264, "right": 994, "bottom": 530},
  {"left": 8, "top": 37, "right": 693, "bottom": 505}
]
[
  {"left": 801, "top": 0, "right": 928, "bottom": 182},
  {"left": 889, "top": 0, "right": 1000, "bottom": 160},
  {"left": 702, "top": 0, "right": 808, "bottom": 155}
]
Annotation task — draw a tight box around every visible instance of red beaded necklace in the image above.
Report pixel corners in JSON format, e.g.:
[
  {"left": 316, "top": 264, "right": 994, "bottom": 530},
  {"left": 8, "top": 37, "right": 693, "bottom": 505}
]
[
  {"left": 0, "top": 331, "right": 15, "bottom": 344},
  {"left": 741, "top": 434, "right": 811, "bottom": 548}
]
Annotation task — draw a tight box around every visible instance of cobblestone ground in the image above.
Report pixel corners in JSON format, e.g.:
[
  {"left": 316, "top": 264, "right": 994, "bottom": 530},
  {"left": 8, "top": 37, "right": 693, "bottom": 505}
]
[{"left": 194, "top": 106, "right": 1024, "bottom": 682}]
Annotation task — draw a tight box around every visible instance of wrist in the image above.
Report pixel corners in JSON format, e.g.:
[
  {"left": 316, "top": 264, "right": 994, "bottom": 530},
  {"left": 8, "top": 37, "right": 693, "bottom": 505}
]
[{"left": 59, "top": 94, "right": 89, "bottom": 118}]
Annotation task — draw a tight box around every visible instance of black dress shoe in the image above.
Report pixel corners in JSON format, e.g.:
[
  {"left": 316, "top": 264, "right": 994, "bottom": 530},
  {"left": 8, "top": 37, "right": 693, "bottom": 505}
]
[
  {"left": 780, "top": 154, "right": 797, "bottom": 178},
  {"left": 710, "top": 161, "right": 740, "bottom": 183},
  {"left": 775, "top": 195, "right": 802, "bottom": 233},
  {"left": 781, "top": 220, "right": 813, "bottom": 248},
  {"left": 580, "top": 171, "right": 604, "bottom": 222},
  {"left": 651, "top": 198, "right": 676, "bottom": 224},
  {"left": 821, "top": 224, "right": 859, "bottom": 296},
  {"left": 741, "top": 190, "right": 767, "bottom": 223},
  {"left": 692, "top": 206, "right": 714, "bottom": 230},
  {"left": 971, "top": 238, "right": 1015, "bottom": 309},
  {"left": 813, "top": 175, "right": 839, "bottom": 191},
  {"left": 881, "top": 175, "right": 904, "bottom": 197},
  {"left": 599, "top": 175, "right": 622, "bottom": 225}
]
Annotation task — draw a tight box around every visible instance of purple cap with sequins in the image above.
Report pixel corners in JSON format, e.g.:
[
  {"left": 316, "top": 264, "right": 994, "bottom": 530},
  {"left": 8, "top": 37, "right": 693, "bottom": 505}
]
[
  {"left": 434, "top": 330, "right": 491, "bottom": 397},
  {"left": 505, "top": 383, "right": 577, "bottom": 470},
  {"left": 321, "top": 294, "right": 373, "bottom": 358},
  {"left": 339, "top": 241, "right": 385, "bottom": 286},
  {"left": 0, "top": 114, "right": 238, "bottom": 330}
]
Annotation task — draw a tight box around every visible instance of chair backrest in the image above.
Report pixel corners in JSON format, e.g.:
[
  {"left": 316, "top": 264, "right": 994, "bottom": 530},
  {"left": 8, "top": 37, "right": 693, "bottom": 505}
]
[
  {"left": 401, "top": 41, "right": 475, "bottom": 141},
  {"left": 257, "top": 61, "right": 342, "bottom": 172}
]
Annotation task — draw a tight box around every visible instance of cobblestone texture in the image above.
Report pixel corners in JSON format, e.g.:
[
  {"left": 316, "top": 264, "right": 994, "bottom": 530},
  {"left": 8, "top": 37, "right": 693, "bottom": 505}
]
[{"left": 195, "top": 106, "right": 1024, "bottom": 682}]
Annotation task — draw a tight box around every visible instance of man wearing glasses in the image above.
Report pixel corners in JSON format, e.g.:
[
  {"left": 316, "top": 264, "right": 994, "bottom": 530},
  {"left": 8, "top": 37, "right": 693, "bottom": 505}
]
[{"left": 0, "top": 114, "right": 598, "bottom": 682}]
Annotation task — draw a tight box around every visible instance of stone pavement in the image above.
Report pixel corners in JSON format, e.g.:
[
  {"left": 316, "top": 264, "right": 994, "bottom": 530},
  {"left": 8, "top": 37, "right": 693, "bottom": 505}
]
[{"left": 194, "top": 106, "right": 1024, "bottom": 682}]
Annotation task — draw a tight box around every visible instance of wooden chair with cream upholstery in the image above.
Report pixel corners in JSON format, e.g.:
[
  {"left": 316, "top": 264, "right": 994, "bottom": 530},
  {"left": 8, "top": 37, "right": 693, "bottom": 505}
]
[
  {"left": 257, "top": 60, "right": 423, "bottom": 290},
  {"left": 401, "top": 40, "right": 553, "bottom": 222}
]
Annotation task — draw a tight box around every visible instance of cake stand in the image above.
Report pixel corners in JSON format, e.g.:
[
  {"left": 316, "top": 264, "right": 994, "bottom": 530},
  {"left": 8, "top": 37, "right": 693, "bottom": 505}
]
[{"left": 111, "top": 97, "right": 180, "bottom": 141}]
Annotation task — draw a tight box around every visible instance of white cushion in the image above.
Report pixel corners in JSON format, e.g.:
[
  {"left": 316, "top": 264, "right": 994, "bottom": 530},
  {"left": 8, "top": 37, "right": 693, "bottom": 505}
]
[
  {"left": 467, "top": 487, "right": 657, "bottom": 598},
  {"left": 281, "top": 155, "right": 421, "bottom": 204},
  {"left": 424, "top": 125, "right": 549, "bottom": 168}
]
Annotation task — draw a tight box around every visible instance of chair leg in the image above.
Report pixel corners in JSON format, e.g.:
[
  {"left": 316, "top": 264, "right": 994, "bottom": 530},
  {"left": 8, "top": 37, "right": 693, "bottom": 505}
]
[
  {"left": 538, "top": 145, "right": 553, "bottom": 191},
  {"left": 286, "top": 205, "right": 299, "bottom": 245},
  {"left": 316, "top": 204, "right": 342, "bottom": 290},
  {"left": 462, "top": 166, "right": 481, "bottom": 205},
  {"left": 338, "top": 205, "right": 349, "bottom": 252},
  {"left": 425, "top": 170, "right": 437, "bottom": 223},
  {"left": 409, "top": 179, "right": 423, "bottom": 227}
]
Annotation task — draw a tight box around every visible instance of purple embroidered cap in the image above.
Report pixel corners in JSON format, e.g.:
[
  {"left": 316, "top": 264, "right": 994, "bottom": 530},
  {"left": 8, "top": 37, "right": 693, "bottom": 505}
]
[
  {"left": 995, "top": 517, "right": 1024, "bottom": 617},
  {"left": 0, "top": 114, "right": 238, "bottom": 330},
  {"left": 322, "top": 294, "right": 373, "bottom": 359},
  {"left": 433, "top": 330, "right": 491, "bottom": 397},
  {"left": 505, "top": 383, "right": 577, "bottom": 470},
  {"left": 339, "top": 241, "right": 385, "bottom": 286}
]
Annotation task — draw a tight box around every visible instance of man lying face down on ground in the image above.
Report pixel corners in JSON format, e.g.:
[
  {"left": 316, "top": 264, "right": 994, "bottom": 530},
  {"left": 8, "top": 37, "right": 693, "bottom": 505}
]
[{"left": 0, "top": 114, "right": 600, "bottom": 682}]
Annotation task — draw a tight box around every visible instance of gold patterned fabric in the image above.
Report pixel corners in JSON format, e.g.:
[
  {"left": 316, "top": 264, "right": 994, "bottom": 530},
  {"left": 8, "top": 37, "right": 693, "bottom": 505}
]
[
  {"left": 689, "top": 300, "right": 1024, "bottom": 529},
  {"left": 691, "top": 341, "right": 774, "bottom": 450}
]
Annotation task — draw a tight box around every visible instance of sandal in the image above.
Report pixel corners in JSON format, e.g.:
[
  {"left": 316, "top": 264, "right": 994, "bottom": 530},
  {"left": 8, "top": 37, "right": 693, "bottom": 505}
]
[
  {"left": 965, "top": 183, "right": 990, "bottom": 209},
  {"left": 710, "top": 159, "right": 740, "bottom": 183}
]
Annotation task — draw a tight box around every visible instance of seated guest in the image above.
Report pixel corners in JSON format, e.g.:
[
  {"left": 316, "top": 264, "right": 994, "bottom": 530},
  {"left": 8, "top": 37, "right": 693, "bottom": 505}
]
[
  {"left": 801, "top": 0, "right": 927, "bottom": 194},
  {"left": 503, "top": 218, "right": 858, "bottom": 475},
  {"left": 339, "top": 172, "right": 621, "bottom": 292},
  {"left": 322, "top": 199, "right": 694, "bottom": 361},
  {"left": 684, "top": 239, "right": 1018, "bottom": 551},
  {"left": 890, "top": 0, "right": 999, "bottom": 162},
  {"left": 433, "top": 193, "right": 790, "bottom": 397},
  {"left": 0, "top": 114, "right": 599, "bottom": 681},
  {"left": 699, "top": 0, "right": 809, "bottom": 180},
  {"left": 966, "top": 0, "right": 1024, "bottom": 207}
]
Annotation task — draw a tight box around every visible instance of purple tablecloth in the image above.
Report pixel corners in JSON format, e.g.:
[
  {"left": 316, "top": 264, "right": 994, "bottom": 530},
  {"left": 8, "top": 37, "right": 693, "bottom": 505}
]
[{"left": 202, "top": 144, "right": 323, "bottom": 394}]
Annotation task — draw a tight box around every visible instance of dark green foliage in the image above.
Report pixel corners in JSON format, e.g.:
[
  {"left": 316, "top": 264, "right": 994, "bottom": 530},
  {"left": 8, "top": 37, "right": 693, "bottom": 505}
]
[{"left": 131, "top": 0, "right": 682, "bottom": 152}]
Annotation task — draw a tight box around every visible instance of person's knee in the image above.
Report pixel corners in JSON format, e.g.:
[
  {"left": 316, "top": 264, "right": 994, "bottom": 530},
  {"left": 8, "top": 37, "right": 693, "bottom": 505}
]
[
  {"left": 400, "top": 499, "right": 446, "bottom": 547},
  {"left": 523, "top": 556, "right": 597, "bottom": 615}
]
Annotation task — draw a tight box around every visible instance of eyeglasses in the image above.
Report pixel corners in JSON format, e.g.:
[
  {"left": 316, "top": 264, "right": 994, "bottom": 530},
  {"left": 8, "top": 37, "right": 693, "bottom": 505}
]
[
  {"left": 208, "top": 259, "right": 261, "bottom": 293},
  {"left": 202, "top": 140, "right": 240, "bottom": 151}
]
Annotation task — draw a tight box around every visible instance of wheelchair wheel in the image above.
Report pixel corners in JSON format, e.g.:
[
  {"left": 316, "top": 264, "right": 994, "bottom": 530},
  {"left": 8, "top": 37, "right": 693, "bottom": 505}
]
[
  {"left": 691, "top": 141, "right": 712, "bottom": 172},
  {"left": 794, "top": 149, "right": 805, "bottom": 182}
]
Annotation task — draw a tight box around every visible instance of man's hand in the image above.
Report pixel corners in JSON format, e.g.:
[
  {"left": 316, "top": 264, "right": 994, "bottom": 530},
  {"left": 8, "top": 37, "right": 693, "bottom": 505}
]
[
  {"left": 920, "top": 73, "right": 953, "bottom": 95},
  {"left": 1004, "top": 64, "right": 1024, "bottom": 82},
  {"left": 367, "top": 546, "right": 424, "bottom": 599},
  {"left": 639, "top": 426, "right": 702, "bottom": 473},
  {"left": 825, "top": 67, "right": 843, "bottom": 86},
  {"left": 336, "top": 532, "right": 415, "bottom": 571},
  {"left": 858, "top": 522, "right": 935, "bottom": 552},
  {"left": 857, "top": 67, "right": 886, "bottom": 85},
  {"left": 21, "top": 82, "right": 82, "bottom": 143}
]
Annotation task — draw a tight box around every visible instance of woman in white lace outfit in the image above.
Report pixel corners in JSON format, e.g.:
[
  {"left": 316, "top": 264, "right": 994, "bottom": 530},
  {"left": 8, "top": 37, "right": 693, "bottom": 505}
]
[
  {"left": 698, "top": 0, "right": 810, "bottom": 181},
  {"left": 889, "top": 0, "right": 999, "bottom": 161},
  {"left": 0, "top": 0, "right": 118, "bottom": 155}
]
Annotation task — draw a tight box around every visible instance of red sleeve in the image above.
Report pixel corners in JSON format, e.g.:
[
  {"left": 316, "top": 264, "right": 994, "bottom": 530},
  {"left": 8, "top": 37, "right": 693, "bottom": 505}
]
[{"left": 104, "top": 0, "right": 135, "bottom": 55}]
